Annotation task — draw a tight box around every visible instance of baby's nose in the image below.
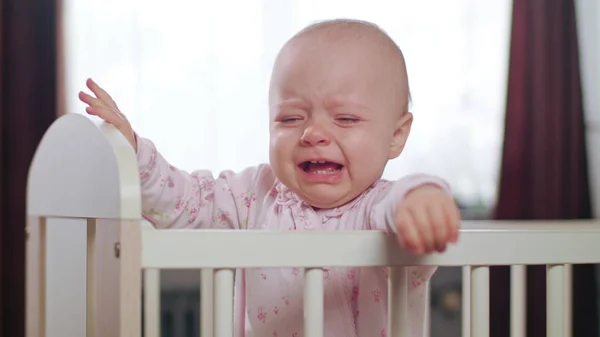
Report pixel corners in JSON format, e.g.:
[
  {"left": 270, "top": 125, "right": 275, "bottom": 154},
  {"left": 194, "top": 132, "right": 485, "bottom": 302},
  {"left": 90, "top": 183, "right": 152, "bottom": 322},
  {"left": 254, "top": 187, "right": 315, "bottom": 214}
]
[{"left": 300, "top": 125, "right": 331, "bottom": 147}]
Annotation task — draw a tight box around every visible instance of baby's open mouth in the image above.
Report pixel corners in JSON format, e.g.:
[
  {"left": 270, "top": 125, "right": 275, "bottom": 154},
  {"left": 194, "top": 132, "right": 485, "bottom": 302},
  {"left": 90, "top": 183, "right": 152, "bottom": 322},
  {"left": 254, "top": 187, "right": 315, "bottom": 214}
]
[{"left": 299, "top": 160, "right": 344, "bottom": 174}]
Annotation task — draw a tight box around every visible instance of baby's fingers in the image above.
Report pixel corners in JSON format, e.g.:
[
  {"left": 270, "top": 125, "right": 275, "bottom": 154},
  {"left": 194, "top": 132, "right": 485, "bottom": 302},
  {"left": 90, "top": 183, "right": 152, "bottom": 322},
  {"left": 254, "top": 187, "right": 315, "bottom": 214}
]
[
  {"left": 411, "top": 208, "right": 436, "bottom": 254},
  {"left": 78, "top": 91, "right": 105, "bottom": 108},
  {"left": 428, "top": 204, "right": 450, "bottom": 252},
  {"left": 445, "top": 201, "right": 461, "bottom": 242},
  {"left": 395, "top": 209, "right": 424, "bottom": 254},
  {"left": 86, "top": 106, "right": 127, "bottom": 128},
  {"left": 87, "top": 78, "right": 119, "bottom": 110}
]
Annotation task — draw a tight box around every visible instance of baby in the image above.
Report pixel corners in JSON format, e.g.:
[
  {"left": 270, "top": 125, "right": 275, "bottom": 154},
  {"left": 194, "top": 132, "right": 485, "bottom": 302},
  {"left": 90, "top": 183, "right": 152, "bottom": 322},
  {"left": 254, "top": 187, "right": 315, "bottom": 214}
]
[{"left": 79, "top": 19, "right": 460, "bottom": 337}]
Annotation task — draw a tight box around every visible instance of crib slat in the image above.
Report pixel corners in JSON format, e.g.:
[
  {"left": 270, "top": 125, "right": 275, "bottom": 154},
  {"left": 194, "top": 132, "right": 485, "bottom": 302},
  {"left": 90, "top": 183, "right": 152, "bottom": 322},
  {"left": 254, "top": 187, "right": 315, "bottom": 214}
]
[
  {"left": 547, "top": 264, "right": 565, "bottom": 337},
  {"left": 510, "top": 265, "right": 526, "bottom": 337},
  {"left": 564, "top": 264, "right": 572, "bottom": 337},
  {"left": 388, "top": 267, "right": 409, "bottom": 337},
  {"left": 201, "top": 268, "right": 214, "bottom": 337},
  {"left": 424, "top": 283, "right": 431, "bottom": 337},
  {"left": 304, "top": 268, "right": 324, "bottom": 337},
  {"left": 28, "top": 218, "right": 47, "bottom": 337},
  {"left": 462, "top": 266, "right": 471, "bottom": 337},
  {"left": 470, "top": 266, "right": 489, "bottom": 337},
  {"left": 214, "top": 268, "right": 235, "bottom": 337},
  {"left": 86, "top": 219, "right": 97, "bottom": 337},
  {"left": 144, "top": 269, "right": 160, "bottom": 337}
]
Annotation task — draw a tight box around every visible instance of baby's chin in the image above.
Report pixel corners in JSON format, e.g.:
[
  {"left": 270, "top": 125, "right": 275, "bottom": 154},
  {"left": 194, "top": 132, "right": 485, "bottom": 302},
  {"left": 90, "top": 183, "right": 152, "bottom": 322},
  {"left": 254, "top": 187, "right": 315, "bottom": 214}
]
[{"left": 294, "top": 186, "right": 362, "bottom": 210}]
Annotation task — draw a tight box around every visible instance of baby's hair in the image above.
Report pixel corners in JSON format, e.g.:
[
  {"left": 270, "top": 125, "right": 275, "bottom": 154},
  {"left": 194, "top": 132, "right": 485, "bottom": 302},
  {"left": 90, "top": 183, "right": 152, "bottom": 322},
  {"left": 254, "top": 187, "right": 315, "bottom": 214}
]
[{"left": 293, "top": 18, "right": 413, "bottom": 112}]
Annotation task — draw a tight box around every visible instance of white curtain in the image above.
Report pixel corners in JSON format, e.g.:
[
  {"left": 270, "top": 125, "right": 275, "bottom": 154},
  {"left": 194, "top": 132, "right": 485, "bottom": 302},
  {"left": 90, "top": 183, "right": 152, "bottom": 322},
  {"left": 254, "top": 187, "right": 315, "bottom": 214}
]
[{"left": 63, "top": 0, "right": 512, "bottom": 207}]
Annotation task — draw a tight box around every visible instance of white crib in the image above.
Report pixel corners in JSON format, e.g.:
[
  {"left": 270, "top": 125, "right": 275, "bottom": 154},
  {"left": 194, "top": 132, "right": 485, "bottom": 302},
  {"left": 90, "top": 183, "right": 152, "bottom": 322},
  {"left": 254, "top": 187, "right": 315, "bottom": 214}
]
[{"left": 24, "top": 113, "right": 600, "bottom": 337}]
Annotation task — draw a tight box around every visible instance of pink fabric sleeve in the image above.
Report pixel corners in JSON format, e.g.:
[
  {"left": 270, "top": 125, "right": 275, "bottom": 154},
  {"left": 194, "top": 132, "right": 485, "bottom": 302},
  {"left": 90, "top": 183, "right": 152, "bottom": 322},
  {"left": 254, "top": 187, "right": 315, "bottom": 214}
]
[
  {"left": 368, "top": 174, "right": 452, "bottom": 232},
  {"left": 135, "top": 134, "right": 271, "bottom": 230}
]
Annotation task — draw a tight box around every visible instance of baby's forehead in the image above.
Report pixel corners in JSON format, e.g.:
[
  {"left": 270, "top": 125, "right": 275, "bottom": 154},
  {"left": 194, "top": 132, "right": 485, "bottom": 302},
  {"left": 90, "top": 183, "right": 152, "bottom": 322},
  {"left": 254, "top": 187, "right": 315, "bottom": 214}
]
[
  {"left": 283, "top": 20, "right": 408, "bottom": 83},
  {"left": 294, "top": 20, "right": 400, "bottom": 51},
  {"left": 271, "top": 19, "right": 411, "bottom": 112}
]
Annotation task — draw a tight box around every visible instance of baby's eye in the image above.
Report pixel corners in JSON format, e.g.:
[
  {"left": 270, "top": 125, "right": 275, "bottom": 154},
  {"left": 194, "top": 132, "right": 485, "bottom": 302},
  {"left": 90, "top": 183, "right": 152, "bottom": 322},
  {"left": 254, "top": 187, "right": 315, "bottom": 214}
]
[
  {"left": 279, "top": 116, "right": 303, "bottom": 123},
  {"left": 336, "top": 117, "right": 360, "bottom": 124}
]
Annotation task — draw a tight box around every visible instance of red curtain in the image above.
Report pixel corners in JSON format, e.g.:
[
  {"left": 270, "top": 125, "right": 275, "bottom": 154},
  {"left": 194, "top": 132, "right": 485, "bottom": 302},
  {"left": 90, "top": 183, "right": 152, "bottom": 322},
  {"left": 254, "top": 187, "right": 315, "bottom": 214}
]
[
  {"left": 492, "top": 0, "right": 597, "bottom": 336},
  {"left": 0, "top": 0, "right": 58, "bottom": 336}
]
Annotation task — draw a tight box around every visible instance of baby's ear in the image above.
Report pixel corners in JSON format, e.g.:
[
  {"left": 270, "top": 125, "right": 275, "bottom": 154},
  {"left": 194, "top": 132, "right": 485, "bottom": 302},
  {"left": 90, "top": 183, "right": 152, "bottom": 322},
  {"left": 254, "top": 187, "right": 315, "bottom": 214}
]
[{"left": 388, "top": 112, "right": 413, "bottom": 159}]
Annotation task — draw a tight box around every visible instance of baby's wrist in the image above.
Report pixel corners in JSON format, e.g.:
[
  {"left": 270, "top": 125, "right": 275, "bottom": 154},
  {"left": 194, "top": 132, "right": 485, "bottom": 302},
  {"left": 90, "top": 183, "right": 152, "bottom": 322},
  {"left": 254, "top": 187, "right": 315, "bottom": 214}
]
[{"left": 405, "top": 183, "right": 444, "bottom": 197}]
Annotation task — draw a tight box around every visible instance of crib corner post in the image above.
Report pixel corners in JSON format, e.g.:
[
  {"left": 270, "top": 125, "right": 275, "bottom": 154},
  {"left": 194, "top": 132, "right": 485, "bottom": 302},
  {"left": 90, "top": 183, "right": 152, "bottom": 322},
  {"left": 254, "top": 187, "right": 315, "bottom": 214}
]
[
  {"left": 25, "top": 216, "right": 47, "bottom": 337},
  {"left": 118, "top": 219, "right": 143, "bottom": 337}
]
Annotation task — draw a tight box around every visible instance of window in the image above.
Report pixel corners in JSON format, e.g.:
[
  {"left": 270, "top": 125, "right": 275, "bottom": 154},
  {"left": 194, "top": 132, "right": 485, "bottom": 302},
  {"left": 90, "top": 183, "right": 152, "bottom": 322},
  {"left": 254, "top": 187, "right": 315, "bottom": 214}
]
[{"left": 63, "top": 0, "right": 512, "bottom": 207}]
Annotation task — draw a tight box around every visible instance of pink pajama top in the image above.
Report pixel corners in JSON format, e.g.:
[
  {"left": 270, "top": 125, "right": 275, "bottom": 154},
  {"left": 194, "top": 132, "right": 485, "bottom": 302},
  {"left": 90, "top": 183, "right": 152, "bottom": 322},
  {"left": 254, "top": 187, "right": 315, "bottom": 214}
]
[{"left": 136, "top": 136, "right": 450, "bottom": 337}]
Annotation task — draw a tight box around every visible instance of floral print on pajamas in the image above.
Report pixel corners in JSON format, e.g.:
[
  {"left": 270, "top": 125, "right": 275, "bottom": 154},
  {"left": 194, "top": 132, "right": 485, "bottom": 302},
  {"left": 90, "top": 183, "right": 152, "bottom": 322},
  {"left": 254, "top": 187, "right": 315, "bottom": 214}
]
[{"left": 137, "top": 136, "right": 450, "bottom": 337}]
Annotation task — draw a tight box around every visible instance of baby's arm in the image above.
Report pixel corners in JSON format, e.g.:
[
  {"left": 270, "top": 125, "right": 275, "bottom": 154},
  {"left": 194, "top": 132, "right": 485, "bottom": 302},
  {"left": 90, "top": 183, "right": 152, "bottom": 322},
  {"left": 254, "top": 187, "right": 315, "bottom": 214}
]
[
  {"left": 367, "top": 174, "right": 460, "bottom": 254},
  {"left": 78, "top": 78, "right": 265, "bottom": 230},
  {"left": 136, "top": 135, "right": 267, "bottom": 230}
]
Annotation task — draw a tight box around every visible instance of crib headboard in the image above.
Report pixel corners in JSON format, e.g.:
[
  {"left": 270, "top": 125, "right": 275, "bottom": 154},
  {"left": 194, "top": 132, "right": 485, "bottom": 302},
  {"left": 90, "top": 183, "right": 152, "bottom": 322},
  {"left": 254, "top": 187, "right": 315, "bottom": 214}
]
[{"left": 26, "top": 113, "right": 143, "bottom": 337}]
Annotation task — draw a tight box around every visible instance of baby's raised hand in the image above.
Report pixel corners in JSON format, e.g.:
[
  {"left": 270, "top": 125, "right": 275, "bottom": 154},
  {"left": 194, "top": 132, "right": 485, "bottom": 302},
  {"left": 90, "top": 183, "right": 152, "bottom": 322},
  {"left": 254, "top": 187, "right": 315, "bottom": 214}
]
[
  {"left": 78, "top": 78, "right": 137, "bottom": 151},
  {"left": 394, "top": 185, "right": 460, "bottom": 254}
]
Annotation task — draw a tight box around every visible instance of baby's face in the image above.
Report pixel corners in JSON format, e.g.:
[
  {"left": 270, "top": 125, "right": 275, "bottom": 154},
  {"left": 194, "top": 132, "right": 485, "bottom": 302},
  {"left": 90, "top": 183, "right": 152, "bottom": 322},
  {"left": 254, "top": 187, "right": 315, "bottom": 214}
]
[{"left": 268, "top": 31, "right": 411, "bottom": 209}]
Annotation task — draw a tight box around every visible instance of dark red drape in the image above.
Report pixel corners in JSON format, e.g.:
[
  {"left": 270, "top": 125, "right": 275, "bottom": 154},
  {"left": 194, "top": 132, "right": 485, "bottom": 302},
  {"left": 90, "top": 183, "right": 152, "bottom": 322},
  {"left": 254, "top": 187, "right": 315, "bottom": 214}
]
[
  {"left": 492, "top": 0, "right": 597, "bottom": 337},
  {"left": 0, "top": 0, "right": 58, "bottom": 336}
]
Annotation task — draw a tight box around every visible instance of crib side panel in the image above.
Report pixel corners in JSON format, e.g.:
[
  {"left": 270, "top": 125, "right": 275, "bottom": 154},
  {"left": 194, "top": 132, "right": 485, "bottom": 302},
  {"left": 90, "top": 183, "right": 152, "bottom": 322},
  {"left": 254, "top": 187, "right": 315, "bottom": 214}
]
[
  {"left": 25, "top": 216, "right": 127, "bottom": 337},
  {"left": 26, "top": 114, "right": 144, "bottom": 337},
  {"left": 87, "top": 218, "right": 143, "bottom": 337}
]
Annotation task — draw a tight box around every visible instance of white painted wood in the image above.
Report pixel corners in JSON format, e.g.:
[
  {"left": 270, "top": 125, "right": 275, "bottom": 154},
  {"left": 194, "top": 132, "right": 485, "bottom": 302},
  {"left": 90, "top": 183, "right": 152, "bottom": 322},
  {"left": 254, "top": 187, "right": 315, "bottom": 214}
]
[
  {"left": 26, "top": 114, "right": 143, "bottom": 337},
  {"left": 119, "top": 219, "right": 142, "bottom": 337},
  {"left": 46, "top": 218, "right": 87, "bottom": 337},
  {"left": 144, "top": 269, "right": 160, "bottom": 337},
  {"left": 27, "top": 113, "right": 141, "bottom": 220},
  {"left": 470, "top": 266, "right": 489, "bottom": 337},
  {"left": 214, "top": 269, "right": 235, "bottom": 337},
  {"left": 424, "top": 284, "right": 430, "bottom": 337},
  {"left": 141, "top": 221, "right": 600, "bottom": 269},
  {"left": 547, "top": 264, "right": 565, "bottom": 337},
  {"left": 201, "top": 268, "right": 215, "bottom": 337},
  {"left": 388, "top": 267, "right": 409, "bottom": 337},
  {"left": 510, "top": 265, "right": 526, "bottom": 337},
  {"left": 304, "top": 268, "right": 324, "bottom": 337},
  {"left": 87, "top": 219, "right": 97, "bottom": 337},
  {"left": 95, "top": 220, "right": 121, "bottom": 337},
  {"left": 461, "top": 266, "right": 471, "bottom": 337},
  {"left": 26, "top": 216, "right": 47, "bottom": 337},
  {"left": 564, "top": 264, "right": 573, "bottom": 337}
]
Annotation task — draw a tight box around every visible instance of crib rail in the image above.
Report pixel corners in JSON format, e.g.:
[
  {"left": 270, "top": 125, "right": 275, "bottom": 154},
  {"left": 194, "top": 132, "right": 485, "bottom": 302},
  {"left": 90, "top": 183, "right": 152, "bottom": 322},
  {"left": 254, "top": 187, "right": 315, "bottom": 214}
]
[
  {"left": 141, "top": 221, "right": 600, "bottom": 268},
  {"left": 25, "top": 114, "right": 600, "bottom": 337},
  {"left": 141, "top": 221, "right": 595, "bottom": 337}
]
